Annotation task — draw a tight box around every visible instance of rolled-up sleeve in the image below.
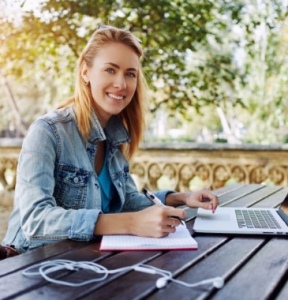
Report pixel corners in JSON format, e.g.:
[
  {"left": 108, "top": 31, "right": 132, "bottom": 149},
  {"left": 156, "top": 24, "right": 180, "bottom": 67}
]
[{"left": 70, "top": 209, "right": 101, "bottom": 240}]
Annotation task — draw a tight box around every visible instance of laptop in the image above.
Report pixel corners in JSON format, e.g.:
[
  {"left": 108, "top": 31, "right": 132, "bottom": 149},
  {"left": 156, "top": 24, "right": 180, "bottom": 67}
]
[{"left": 193, "top": 194, "right": 288, "bottom": 236}]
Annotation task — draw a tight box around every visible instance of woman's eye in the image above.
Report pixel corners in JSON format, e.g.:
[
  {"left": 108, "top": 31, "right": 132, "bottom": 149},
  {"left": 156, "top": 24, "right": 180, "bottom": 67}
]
[
  {"left": 126, "top": 72, "right": 136, "bottom": 78},
  {"left": 105, "top": 68, "right": 115, "bottom": 74}
]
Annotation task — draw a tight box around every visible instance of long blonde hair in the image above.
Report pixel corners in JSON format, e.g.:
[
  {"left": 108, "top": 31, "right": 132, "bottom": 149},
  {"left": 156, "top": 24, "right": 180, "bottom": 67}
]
[{"left": 59, "top": 26, "right": 148, "bottom": 159}]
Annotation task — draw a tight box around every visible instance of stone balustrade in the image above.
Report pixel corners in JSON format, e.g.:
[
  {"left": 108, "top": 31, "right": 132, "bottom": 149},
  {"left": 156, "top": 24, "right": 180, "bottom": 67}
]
[
  {"left": 130, "top": 142, "right": 288, "bottom": 191},
  {"left": 0, "top": 139, "right": 21, "bottom": 193},
  {"left": 1, "top": 139, "right": 288, "bottom": 196}
]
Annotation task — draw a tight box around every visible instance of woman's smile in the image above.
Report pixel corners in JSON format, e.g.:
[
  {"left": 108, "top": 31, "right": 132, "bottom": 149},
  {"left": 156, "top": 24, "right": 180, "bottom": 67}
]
[{"left": 107, "top": 93, "right": 125, "bottom": 101}]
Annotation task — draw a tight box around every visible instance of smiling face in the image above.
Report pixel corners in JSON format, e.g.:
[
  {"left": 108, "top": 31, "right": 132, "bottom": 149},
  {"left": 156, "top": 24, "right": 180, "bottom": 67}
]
[{"left": 81, "top": 42, "right": 139, "bottom": 127}]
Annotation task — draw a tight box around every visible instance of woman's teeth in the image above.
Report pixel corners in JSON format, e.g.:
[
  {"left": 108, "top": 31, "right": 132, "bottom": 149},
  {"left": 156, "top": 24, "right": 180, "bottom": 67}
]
[{"left": 108, "top": 93, "right": 124, "bottom": 100}]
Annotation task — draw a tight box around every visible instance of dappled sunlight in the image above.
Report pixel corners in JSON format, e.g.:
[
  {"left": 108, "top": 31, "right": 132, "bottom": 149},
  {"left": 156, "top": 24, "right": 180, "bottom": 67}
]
[{"left": 1, "top": 1, "right": 288, "bottom": 142}]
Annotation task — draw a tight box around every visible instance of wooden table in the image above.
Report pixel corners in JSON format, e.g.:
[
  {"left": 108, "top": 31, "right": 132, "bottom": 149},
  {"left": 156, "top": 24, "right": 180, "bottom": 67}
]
[{"left": 0, "top": 184, "right": 287, "bottom": 299}]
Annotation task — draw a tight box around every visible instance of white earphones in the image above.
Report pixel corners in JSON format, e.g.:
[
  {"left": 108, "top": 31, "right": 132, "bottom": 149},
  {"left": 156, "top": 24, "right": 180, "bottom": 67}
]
[
  {"left": 22, "top": 259, "right": 224, "bottom": 290},
  {"left": 134, "top": 264, "right": 224, "bottom": 289},
  {"left": 156, "top": 276, "right": 224, "bottom": 289}
]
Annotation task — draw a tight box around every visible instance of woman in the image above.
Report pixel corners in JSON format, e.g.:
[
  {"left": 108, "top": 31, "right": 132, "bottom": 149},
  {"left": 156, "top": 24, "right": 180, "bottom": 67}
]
[{"left": 2, "top": 25, "right": 218, "bottom": 255}]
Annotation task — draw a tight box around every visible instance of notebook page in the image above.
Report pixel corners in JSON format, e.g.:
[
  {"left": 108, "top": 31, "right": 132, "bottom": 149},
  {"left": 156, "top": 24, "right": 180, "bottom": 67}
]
[{"left": 100, "top": 224, "right": 197, "bottom": 251}]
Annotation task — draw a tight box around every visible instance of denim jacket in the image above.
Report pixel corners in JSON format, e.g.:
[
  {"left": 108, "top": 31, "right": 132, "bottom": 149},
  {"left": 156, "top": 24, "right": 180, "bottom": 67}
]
[{"left": 2, "top": 106, "right": 170, "bottom": 253}]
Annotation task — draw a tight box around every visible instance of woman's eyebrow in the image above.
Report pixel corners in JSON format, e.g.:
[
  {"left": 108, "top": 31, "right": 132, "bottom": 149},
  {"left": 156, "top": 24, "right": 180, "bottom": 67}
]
[{"left": 105, "top": 62, "right": 138, "bottom": 71}]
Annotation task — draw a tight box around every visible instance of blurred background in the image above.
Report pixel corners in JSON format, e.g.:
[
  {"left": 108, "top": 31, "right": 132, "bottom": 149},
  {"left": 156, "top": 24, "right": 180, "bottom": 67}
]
[{"left": 1, "top": 0, "right": 288, "bottom": 144}]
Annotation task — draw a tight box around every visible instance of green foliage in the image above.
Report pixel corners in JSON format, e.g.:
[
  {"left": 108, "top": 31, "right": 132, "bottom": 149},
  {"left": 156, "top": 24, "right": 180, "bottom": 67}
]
[{"left": 0, "top": 0, "right": 288, "bottom": 143}]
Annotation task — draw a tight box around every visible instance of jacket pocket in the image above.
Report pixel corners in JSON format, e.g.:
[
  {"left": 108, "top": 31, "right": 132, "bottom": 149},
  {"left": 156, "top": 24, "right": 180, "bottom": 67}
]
[{"left": 54, "top": 164, "right": 90, "bottom": 209}]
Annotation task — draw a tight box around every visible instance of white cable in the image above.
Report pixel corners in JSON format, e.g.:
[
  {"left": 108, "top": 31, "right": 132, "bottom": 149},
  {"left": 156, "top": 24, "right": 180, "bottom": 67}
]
[
  {"left": 23, "top": 259, "right": 135, "bottom": 287},
  {"left": 22, "top": 259, "right": 224, "bottom": 289},
  {"left": 134, "top": 264, "right": 172, "bottom": 278},
  {"left": 169, "top": 276, "right": 224, "bottom": 289}
]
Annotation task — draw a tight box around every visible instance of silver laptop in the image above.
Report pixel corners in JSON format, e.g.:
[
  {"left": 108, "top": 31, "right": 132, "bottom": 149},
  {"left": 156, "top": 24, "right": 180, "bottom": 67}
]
[{"left": 193, "top": 194, "right": 288, "bottom": 236}]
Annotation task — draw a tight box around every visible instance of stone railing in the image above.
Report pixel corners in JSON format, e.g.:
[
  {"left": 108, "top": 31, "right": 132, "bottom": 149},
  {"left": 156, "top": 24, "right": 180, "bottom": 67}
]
[
  {"left": 0, "top": 139, "right": 22, "bottom": 192},
  {"left": 1, "top": 139, "right": 288, "bottom": 195},
  {"left": 130, "top": 142, "right": 288, "bottom": 191}
]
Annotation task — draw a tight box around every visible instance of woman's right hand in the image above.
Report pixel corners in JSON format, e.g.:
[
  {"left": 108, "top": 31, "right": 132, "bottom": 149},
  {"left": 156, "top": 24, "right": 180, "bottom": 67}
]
[{"left": 130, "top": 205, "right": 186, "bottom": 238}]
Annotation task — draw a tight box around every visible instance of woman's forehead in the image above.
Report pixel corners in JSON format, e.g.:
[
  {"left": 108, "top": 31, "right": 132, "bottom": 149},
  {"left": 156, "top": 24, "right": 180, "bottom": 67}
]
[{"left": 93, "top": 42, "right": 140, "bottom": 70}]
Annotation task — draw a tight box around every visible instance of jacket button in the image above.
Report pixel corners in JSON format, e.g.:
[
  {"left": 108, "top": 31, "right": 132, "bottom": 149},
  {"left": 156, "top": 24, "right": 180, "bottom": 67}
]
[{"left": 74, "top": 177, "right": 79, "bottom": 183}]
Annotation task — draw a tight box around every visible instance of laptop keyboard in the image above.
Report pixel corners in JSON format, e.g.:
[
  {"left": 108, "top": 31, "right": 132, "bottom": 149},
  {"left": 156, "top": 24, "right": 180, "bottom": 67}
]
[{"left": 235, "top": 209, "right": 281, "bottom": 229}]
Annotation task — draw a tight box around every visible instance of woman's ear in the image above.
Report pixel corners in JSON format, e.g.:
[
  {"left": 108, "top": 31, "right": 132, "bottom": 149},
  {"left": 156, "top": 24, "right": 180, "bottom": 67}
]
[{"left": 81, "top": 62, "right": 89, "bottom": 84}]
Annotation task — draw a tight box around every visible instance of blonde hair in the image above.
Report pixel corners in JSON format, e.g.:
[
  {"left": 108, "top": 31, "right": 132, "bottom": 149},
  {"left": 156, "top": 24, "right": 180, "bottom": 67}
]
[{"left": 59, "top": 26, "right": 148, "bottom": 159}]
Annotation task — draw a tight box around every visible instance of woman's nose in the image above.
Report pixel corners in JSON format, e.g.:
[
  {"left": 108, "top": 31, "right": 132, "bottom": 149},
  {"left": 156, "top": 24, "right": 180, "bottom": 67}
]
[{"left": 113, "top": 74, "right": 127, "bottom": 89}]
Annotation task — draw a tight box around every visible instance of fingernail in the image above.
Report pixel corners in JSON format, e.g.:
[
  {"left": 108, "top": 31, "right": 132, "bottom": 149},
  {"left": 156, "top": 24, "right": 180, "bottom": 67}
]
[{"left": 210, "top": 204, "right": 215, "bottom": 213}]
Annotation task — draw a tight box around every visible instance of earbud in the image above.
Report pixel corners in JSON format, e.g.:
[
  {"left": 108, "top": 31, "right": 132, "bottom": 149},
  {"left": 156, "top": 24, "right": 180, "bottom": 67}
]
[
  {"left": 155, "top": 275, "right": 224, "bottom": 289},
  {"left": 212, "top": 277, "right": 224, "bottom": 289},
  {"left": 156, "top": 277, "right": 168, "bottom": 289},
  {"left": 192, "top": 277, "right": 224, "bottom": 289}
]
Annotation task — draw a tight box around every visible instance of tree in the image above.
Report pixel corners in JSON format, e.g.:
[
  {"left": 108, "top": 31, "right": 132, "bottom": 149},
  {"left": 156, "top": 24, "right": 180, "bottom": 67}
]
[
  {"left": 0, "top": 0, "right": 288, "bottom": 143},
  {"left": 0, "top": 0, "right": 242, "bottom": 132}
]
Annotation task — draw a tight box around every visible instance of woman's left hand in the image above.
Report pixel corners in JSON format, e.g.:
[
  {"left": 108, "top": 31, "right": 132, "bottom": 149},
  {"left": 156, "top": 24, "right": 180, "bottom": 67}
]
[
  {"left": 166, "top": 189, "right": 219, "bottom": 213},
  {"left": 184, "top": 190, "right": 219, "bottom": 213}
]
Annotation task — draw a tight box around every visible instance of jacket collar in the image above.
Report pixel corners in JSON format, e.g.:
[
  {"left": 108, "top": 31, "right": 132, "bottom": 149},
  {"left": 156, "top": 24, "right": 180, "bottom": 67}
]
[{"left": 87, "top": 109, "right": 131, "bottom": 146}]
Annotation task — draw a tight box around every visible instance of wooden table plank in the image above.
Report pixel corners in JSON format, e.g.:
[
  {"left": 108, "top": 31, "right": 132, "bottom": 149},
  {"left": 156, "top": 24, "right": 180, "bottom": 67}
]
[
  {"left": 212, "top": 183, "right": 245, "bottom": 196},
  {"left": 146, "top": 237, "right": 266, "bottom": 300},
  {"left": 252, "top": 187, "right": 288, "bottom": 208},
  {"left": 217, "top": 184, "right": 265, "bottom": 205},
  {"left": 276, "top": 280, "right": 288, "bottom": 300},
  {"left": 211, "top": 238, "right": 288, "bottom": 300},
  {"left": 223, "top": 185, "right": 283, "bottom": 207},
  {"left": 0, "top": 240, "right": 86, "bottom": 277}
]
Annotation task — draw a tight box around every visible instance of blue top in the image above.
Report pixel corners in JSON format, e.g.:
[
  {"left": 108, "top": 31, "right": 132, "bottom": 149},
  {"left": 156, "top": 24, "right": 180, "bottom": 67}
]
[{"left": 98, "top": 151, "right": 119, "bottom": 213}]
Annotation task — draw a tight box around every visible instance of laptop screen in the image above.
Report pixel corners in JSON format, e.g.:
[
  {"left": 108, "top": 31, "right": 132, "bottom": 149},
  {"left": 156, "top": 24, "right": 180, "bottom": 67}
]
[{"left": 278, "top": 194, "right": 288, "bottom": 226}]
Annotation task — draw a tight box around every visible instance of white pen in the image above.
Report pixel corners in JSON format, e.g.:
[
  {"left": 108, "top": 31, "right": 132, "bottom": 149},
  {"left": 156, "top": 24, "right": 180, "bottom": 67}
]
[
  {"left": 142, "top": 188, "right": 185, "bottom": 225},
  {"left": 142, "top": 188, "right": 164, "bottom": 206}
]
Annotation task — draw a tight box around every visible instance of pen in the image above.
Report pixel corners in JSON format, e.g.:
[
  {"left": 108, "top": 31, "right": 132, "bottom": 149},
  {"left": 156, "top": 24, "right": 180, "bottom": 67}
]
[{"left": 142, "top": 188, "right": 185, "bottom": 226}]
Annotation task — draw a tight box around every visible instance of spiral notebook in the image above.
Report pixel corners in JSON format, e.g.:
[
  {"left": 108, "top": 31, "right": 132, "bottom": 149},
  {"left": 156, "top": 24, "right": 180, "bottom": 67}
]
[{"left": 100, "top": 223, "right": 198, "bottom": 251}]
